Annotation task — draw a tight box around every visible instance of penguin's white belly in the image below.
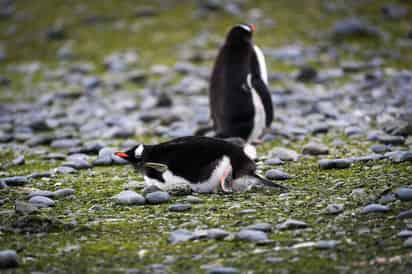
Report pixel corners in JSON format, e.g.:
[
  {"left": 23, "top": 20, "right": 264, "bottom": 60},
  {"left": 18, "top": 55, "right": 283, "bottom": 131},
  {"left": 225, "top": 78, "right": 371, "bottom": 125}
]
[
  {"left": 144, "top": 156, "right": 232, "bottom": 193},
  {"left": 248, "top": 87, "right": 266, "bottom": 142}
]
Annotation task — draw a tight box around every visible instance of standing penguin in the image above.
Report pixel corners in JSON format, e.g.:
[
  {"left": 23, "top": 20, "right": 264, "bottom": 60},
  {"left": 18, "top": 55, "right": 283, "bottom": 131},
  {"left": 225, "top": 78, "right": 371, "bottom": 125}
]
[{"left": 209, "top": 24, "right": 273, "bottom": 143}]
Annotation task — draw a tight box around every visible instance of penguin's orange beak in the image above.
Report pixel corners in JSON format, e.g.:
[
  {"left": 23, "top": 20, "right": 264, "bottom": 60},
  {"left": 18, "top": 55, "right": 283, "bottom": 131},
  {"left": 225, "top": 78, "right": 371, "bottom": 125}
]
[
  {"left": 115, "top": 152, "right": 128, "bottom": 159},
  {"left": 250, "top": 24, "right": 256, "bottom": 32}
]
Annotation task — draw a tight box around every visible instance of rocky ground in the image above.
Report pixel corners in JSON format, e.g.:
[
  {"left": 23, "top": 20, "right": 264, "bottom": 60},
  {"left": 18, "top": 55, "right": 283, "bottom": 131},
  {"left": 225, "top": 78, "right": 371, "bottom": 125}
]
[{"left": 1, "top": 0, "right": 412, "bottom": 273}]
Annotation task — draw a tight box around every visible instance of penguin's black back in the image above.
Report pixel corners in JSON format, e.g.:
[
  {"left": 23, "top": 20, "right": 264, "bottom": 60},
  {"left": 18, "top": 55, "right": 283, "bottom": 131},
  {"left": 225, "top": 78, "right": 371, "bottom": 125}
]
[
  {"left": 142, "top": 136, "right": 255, "bottom": 182},
  {"left": 210, "top": 37, "right": 255, "bottom": 140}
]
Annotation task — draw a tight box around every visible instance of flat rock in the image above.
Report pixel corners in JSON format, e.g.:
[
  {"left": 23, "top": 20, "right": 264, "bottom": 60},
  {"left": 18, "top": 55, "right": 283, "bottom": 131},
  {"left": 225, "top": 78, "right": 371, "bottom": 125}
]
[
  {"left": 146, "top": 191, "right": 170, "bottom": 204},
  {"left": 319, "top": 159, "right": 352, "bottom": 169},
  {"left": 207, "top": 266, "right": 239, "bottom": 274},
  {"left": 50, "top": 138, "right": 81, "bottom": 149},
  {"left": 276, "top": 219, "right": 308, "bottom": 230},
  {"left": 378, "top": 135, "right": 405, "bottom": 145},
  {"left": 269, "top": 147, "right": 299, "bottom": 161},
  {"left": 331, "top": 17, "right": 382, "bottom": 39},
  {"left": 206, "top": 229, "right": 230, "bottom": 240},
  {"left": 398, "top": 230, "right": 412, "bottom": 238},
  {"left": 11, "top": 155, "right": 25, "bottom": 165},
  {"left": 15, "top": 201, "right": 38, "bottom": 215},
  {"left": 394, "top": 187, "right": 412, "bottom": 201},
  {"left": 53, "top": 188, "right": 75, "bottom": 198},
  {"left": 169, "top": 229, "right": 193, "bottom": 244},
  {"left": 28, "top": 190, "right": 55, "bottom": 198},
  {"left": 404, "top": 237, "right": 412, "bottom": 248},
  {"left": 398, "top": 210, "right": 412, "bottom": 219},
  {"left": 168, "top": 203, "right": 192, "bottom": 212},
  {"left": 264, "top": 158, "right": 284, "bottom": 166},
  {"left": 185, "top": 195, "right": 203, "bottom": 204},
  {"left": 0, "top": 250, "right": 18, "bottom": 269},
  {"left": 302, "top": 142, "right": 329, "bottom": 155},
  {"left": 0, "top": 176, "right": 28, "bottom": 186},
  {"left": 325, "top": 203, "right": 344, "bottom": 214},
  {"left": 112, "top": 191, "right": 145, "bottom": 205},
  {"left": 361, "top": 203, "right": 390, "bottom": 214},
  {"left": 245, "top": 223, "right": 273, "bottom": 232},
  {"left": 370, "top": 144, "right": 390, "bottom": 154},
  {"left": 29, "top": 196, "right": 55, "bottom": 207},
  {"left": 235, "top": 229, "right": 268, "bottom": 242},
  {"left": 55, "top": 166, "right": 77, "bottom": 174},
  {"left": 315, "top": 240, "right": 338, "bottom": 249},
  {"left": 265, "top": 169, "right": 292, "bottom": 180}
]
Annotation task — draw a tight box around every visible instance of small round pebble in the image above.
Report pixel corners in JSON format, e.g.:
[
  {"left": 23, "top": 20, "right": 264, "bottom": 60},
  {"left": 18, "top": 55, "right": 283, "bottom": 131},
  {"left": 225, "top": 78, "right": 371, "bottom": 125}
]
[
  {"left": 146, "top": 191, "right": 170, "bottom": 204},
  {"left": 29, "top": 196, "right": 55, "bottom": 207},
  {"left": 207, "top": 266, "right": 239, "bottom": 274},
  {"left": 394, "top": 187, "right": 412, "bottom": 201},
  {"left": 325, "top": 203, "right": 344, "bottom": 214},
  {"left": 319, "top": 159, "right": 352, "bottom": 169},
  {"left": 0, "top": 250, "right": 18, "bottom": 269},
  {"left": 235, "top": 229, "right": 268, "bottom": 242},
  {"left": 206, "top": 229, "right": 230, "bottom": 240},
  {"left": 112, "top": 191, "right": 145, "bottom": 205},
  {"left": 361, "top": 203, "right": 390, "bottom": 214},
  {"left": 276, "top": 219, "right": 308, "bottom": 230},
  {"left": 168, "top": 203, "right": 192, "bottom": 212},
  {"left": 28, "top": 190, "right": 55, "bottom": 198},
  {"left": 265, "top": 169, "right": 292, "bottom": 180},
  {"left": 53, "top": 188, "right": 75, "bottom": 198},
  {"left": 245, "top": 223, "right": 272, "bottom": 232},
  {"left": 185, "top": 195, "right": 203, "bottom": 204}
]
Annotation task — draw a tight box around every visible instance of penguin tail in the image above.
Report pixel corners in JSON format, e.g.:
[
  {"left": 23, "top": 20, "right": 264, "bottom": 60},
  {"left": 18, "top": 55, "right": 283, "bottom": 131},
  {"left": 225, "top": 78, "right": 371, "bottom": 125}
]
[
  {"left": 194, "top": 125, "right": 214, "bottom": 136},
  {"left": 252, "top": 173, "right": 289, "bottom": 191}
]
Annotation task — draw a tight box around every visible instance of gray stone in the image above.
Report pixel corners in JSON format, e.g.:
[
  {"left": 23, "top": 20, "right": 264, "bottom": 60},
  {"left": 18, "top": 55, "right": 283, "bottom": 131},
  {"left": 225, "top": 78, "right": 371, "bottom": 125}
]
[
  {"left": 15, "top": 201, "right": 38, "bottom": 215},
  {"left": 264, "top": 158, "right": 284, "bottom": 166},
  {"left": 123, "top": 181, "right": 143, "bottom": 190},
  {"left": 302, "top": 142, "right": 329, "bottom": 155},
  {"left": 370, "top": 144, "right": 390, "bottom": 154},
  {"left": 168, "top": 203, "right": 192, "bottom": 212},
  {"left": 265, "top": 169, "right": 292, "bottom": 180},
  {"left": 239, "top": 209, "right": 256, "bottom": 214},
  {"left": 394, "top": 187, "right": 412, "bottom": 201},
  {"left": 404, "top": 237, "right": 412, "bottom": 248},
  {"left": 62, "top": 158, "right": 92, "bottom": 170},
  {"left": 361, "top": 203, "right": 390, "bottom": 214},
  {"left": 11, "top": 155, "right": 25, "bottom": 166},
  {"left": 29, "top": 196, "right": 55, "bottom": 207},
  {"left": 315, "top": 240, "right": 338, "bottom": 249},
  {"left": 0, "top": 250, "right": 18, "bottom": 269},
  {"left": 325, "top": 203, "right": 344, "bottom": 214},
  {"left": 269, "top": 147, "right": 299, "bottom": 161},
  {"left": 28, "top": 190, "right": 55, "bottom": 198},
  {"left": 55, "top": 166, "right": 77, "bottom": 174},
  {"left": 378, "top": 135, "right": 405, "bottom": 145},
  {"left": 245, "top": 223, "right": 272, "bottom": 232},
  {"left": 235, "top": 229, "right": 268, "bottom": 242},
  {"left": 382, "top": 4, "right": 408, "bottom": 20},
  {"left": 331, "top": 17, "right": 382, "bottom": 39},
  {"left": 379, "top": 193, "right": 396, "bottom": 204},
  {"left": 113, "top": 191, "right": 145, "bottom": 205},
  {"left": 276, "top": 219, "right": 308, "bottom": 230},
  {"left": 169, "top": 229, "right": 193, "bottom": 244},
  {"left": 143, "top": 184, "right": 163, "bottom": 194},
  {"left": 50, "top": 138, "right": 81, "bottom": 149},
  {"left": 185, "top": 195, "right": 203, "bottom": 204},
  {"left": 345, "top": 126, "right": 363, "bottom": 136},
  {"left": 206, "top": 229, "right": 230, "bottom": 240},
  {"left": 398, "top": 230, "right": 412, "bottom": 238},
  {"left": 207, "top": 266, "right": 239, "bottom": 274},
  {"left": 319, "top": 159, "right": 351, "bottom": 169},
  {"left": 94, "top": 147, "right": 115, "bottom": 166},
  {"left": 53, "top": 188, "right": 75, "bottom": 198},
  {"left": 29, "top": 171, "right": 53, "bottom": 179},
  {"left": 398, "top": 210, "right": 412, "bottom": 219},
  {"left": 146, "top": 191, "right": 170, "bottom": 204},
  {"left": 0, "top": 176, "right": 28, "bottom": 186},
  {"left": 386, "top": 151, "right": 412, "bottom": 163}
]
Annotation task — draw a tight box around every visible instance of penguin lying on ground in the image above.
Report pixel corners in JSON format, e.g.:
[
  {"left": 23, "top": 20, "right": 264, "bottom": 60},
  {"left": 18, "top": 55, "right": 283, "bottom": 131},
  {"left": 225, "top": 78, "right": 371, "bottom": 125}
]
[
  {"left": 115, "top": 136, "right": 287, "bottom": 193},
  {"left": 199, "top": 24, "right": 273, "bottom": 145}
]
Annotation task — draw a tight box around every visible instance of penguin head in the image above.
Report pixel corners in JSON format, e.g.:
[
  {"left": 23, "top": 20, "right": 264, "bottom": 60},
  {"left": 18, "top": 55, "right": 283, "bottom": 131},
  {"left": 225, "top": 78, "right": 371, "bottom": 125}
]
[
  {"left": 115, "top": 144, "right": 145, "bottom": 167},
  {"left": 225, "top": 24, "right": 255, "bottom": 46}
]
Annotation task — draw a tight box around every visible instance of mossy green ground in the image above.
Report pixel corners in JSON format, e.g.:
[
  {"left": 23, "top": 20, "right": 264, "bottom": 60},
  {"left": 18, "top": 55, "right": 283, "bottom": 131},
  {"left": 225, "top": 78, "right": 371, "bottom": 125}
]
[{"left": 1, "top": 0, "right": 412, "bottom": 273}]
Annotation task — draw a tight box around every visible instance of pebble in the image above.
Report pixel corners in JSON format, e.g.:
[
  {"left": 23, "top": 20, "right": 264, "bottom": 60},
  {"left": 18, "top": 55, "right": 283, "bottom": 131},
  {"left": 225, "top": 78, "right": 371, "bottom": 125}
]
[
  {"left": 146, "top": 191, "right": 170, "bottom": 204},
  {"left": 361, "top": 203, "right": 390, "bottom": 214},
  {"left": 264, "top": 158, "right": 284, "bottom": 166},
  {"left": 325, "top": 203, "right": 344, "bottom": 214},
  {"left": 315, "top": 240, "right": 338, "bottom": 249},
  {"left": 62, "top": 159, "right": 92, "bottom": 170},
  {"left": 245, "top": 223, "right": 273, "bottom": 232},
  {"left": 0, "top": 250, "right": 18, "bottom": 269},
  {"left": 398, "top": 210, "right": 412, "bottom": 219},
  {"left": 168, "top": 203, "right": 192, "bottom": 212},
  {"left": 302, "top": 142, "right": 329, "bottom": 155},
  {"left": 207, "top": 266, "right": 239, "bottom": 274},
  {"left": 394, "top": 187, "right": 412, "bottom": 201},
  {"left": 169, "top": 229, "right": 193, "bottom": 244},
  {"left": 206, "top": 229, "right": 230, "bottom": 240},
  {"left": 29, "top": 196, "right": 55, "bottom": 207},
  {"left": 55, "top": 166, "right": 77, "bottom": 174},
  {"left": 15, "top": 201, "right": 38, "bottom": 215},
  {"left": 378, "top": 135, "right": 405, "bottom": 145},
  {"left": 235, "top": 229, "right": 268, "bottom": 242},
  {"left": 331, "top": 17, "right": 382, "bottom": 39},
  {"left": 28, "top": 190, "right": 55, "bottom": 198},
  {"left": 398, "top": 230, "right": 412, "bottom": 238},
  {"left": 53, "top": 188, "right": 75, "bottom": 198},
  {"left": 112, "top": 191, "right": 145, "bottom": 205},
  {"left": 370, "top": 144, "right": 390, "bottom": 154},
  {"left": 0, "top": 176, "right": 28, "bottom": 186},
  {"left": 404, "top": 237, "right": 412, "bottom": 248},
  {"left": 11, "top": 155, "right": 25, "bottom": 165},
  {"left": 269, "top": 147, "right": 299, "bottom": 161},
  {"left": 265, "top": 169, "right": 292, "bottom": 180},
  {"left": 185, "top": 195, "right": 203, "bottom": 204},
  {"left": 50, "top": 138, "right": 81, "bottom": 149},
  {"left": 276, "top": 219, "right": 308, "bottom": 230},
  {"left": 319, "top": 159, "right": 351, "bottom": 169}
]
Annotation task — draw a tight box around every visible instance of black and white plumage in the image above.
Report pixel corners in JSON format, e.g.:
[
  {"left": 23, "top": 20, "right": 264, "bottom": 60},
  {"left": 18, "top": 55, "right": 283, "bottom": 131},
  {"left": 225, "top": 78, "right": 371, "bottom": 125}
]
[
  {"left": 115, "top": 136, "right": 286, "bottom": 193},
  {"left": 209, "top": 24, "right": 273, "bottom": 143}
]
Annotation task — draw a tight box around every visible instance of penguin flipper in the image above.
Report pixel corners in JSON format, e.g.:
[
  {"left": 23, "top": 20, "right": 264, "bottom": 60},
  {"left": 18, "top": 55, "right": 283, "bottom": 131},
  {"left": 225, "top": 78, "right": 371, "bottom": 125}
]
[
  {"left": 144, "top": 162, "right": 168, "bottom": 173},
  {"left": 251, "top": 76, "right": 273, "bottom": 127}
]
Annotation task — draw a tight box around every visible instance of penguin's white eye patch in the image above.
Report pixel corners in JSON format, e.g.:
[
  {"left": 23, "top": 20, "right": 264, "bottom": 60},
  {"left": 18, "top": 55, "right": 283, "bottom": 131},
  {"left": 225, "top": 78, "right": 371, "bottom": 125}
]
[
  {"left": 238, "top": 24, "right": 251, "bottom": 32},
  {"left": 134, "top": 145, "right": 144, "bottom": 157}
]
